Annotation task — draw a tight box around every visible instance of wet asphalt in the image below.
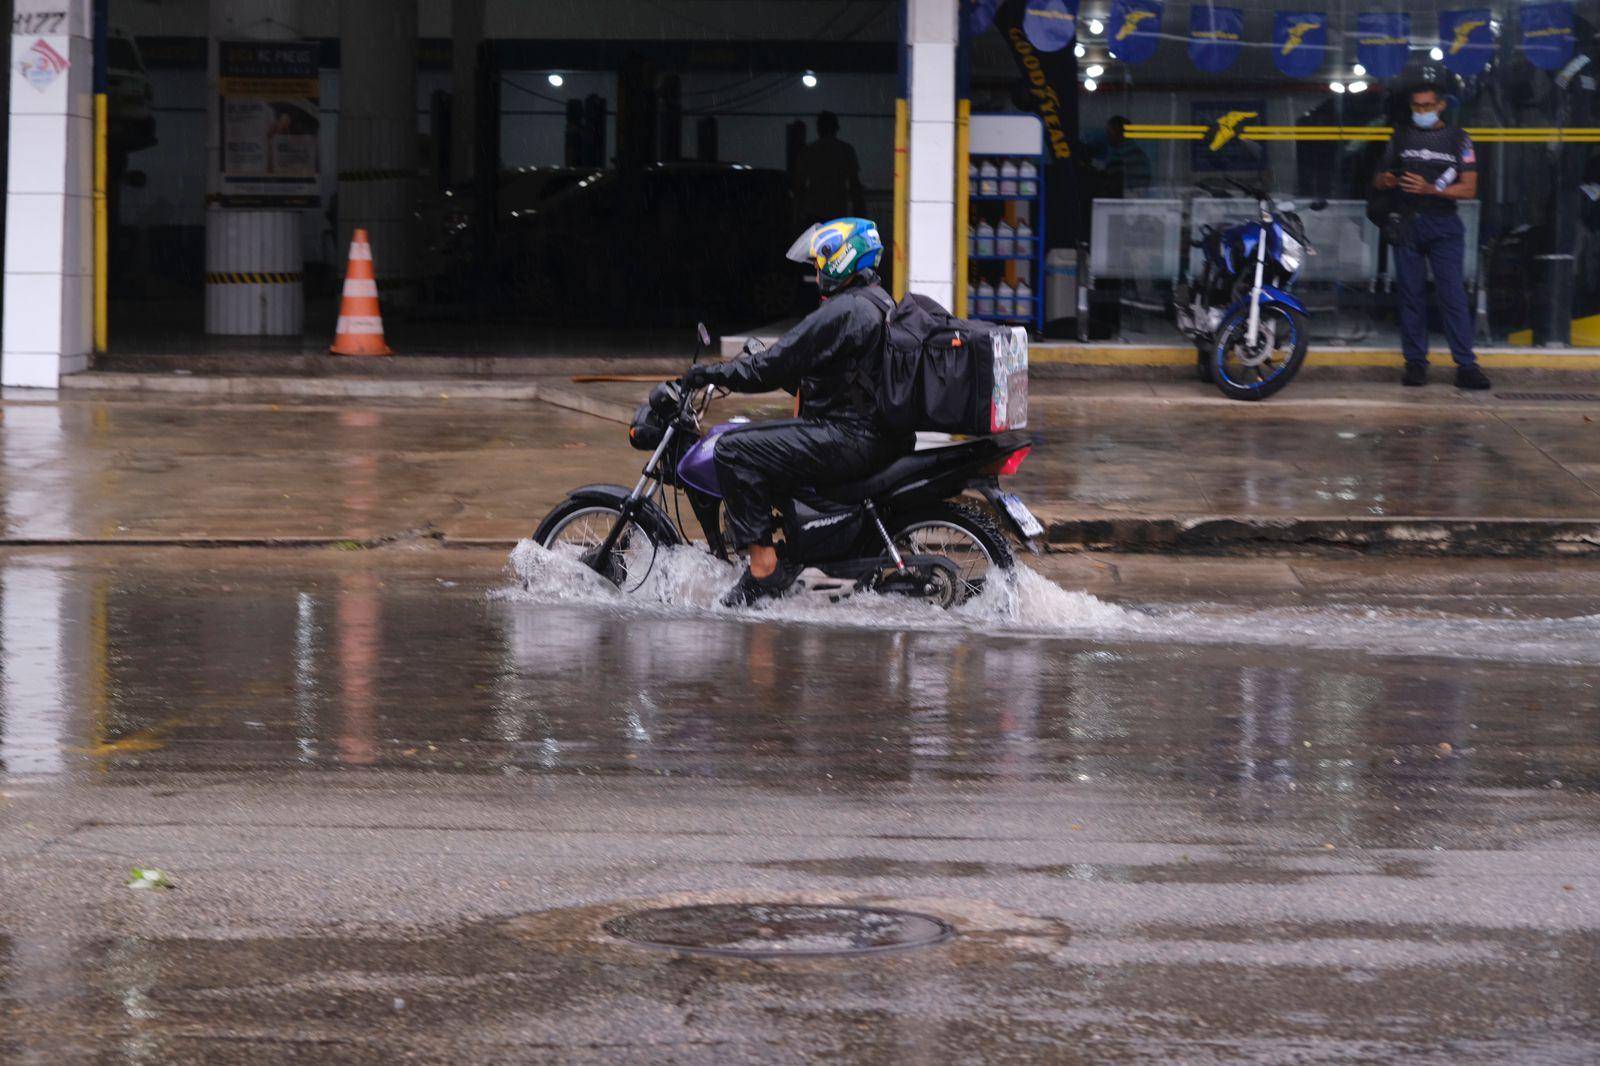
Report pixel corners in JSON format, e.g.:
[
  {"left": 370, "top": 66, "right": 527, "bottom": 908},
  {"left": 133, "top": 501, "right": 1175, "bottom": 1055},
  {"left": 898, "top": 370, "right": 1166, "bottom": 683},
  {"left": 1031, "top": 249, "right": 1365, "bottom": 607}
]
[{"left": 1, "top": 547, "right": 1596, "bottom": 1063}]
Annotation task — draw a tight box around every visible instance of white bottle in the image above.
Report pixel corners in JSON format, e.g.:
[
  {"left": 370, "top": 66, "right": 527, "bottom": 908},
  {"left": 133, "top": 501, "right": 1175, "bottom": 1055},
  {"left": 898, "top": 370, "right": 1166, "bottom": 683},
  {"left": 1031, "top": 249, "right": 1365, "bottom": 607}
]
[
  {"left": 999, "top": 159, "right": 1019, "bottom": 196},
  {"left": 968, "top": 158, "right": 979, "bottom": 189},
  {"left": 975, "top": 220, "right": 995, "bottom": 257},
  {"left": 1015, "top": 280, "right": 1033, "bottom": 318},
  {"left": 1019, "top": 160, "right": 1039, "bottom": 197},
  {"left": 996, "top": 220, "right": 1015, "bottom": 257},
  {"left": 979, "top": 160, "right": 999, "bottom": 196},
  {"left": 997, "top": 280, "right": 1016, "bottom": 318},
  {"left": 1015, "top": 220, "right": 1033, "bottom": 256},
  {"left": 975, "top": 279, "right": 995, "bottom": 316}
]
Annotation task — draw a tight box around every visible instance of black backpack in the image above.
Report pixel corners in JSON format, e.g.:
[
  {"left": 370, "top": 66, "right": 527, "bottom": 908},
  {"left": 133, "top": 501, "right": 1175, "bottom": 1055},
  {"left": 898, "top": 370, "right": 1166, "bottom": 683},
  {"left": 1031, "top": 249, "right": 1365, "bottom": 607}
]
[{"left": 860, "top": 287, "right": 1029, "bottom": 436}]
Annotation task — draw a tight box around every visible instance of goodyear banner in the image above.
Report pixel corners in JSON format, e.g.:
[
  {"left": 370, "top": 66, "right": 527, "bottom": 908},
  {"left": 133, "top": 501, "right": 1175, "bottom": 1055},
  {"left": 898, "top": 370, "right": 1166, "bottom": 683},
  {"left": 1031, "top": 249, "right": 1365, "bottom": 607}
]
[
  {"left": 970, "top": 0, "right": 1005, "bottom": 35},
  {"left": 1189, "top": 5, "right": 1245, "bottom": 73},
  {"left": 1023, "top": 0, "right": 1079, "bottom": 51},
  {"left": 1272, "top": 11, "right": 1329, "bottom": 78},
  {"left": 1109, "top": 0, "right": 1162, "bottom": 64},
  {"left": 1440, "top": 9, "right": 1494, "bottom": 77},
  {"left": 1520, "top": 2, "right": 1576, "bottom": 71},
  {"left": 1356, "top": 12, "right": 1411, "bottom": 79}
]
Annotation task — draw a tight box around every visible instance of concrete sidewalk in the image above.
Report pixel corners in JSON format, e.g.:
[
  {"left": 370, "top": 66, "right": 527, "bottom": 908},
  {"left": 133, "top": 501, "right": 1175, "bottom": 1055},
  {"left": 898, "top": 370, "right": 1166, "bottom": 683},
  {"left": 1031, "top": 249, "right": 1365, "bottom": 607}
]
[{"left": 4, "top": 376, "right": 1598, "bottom": 555}]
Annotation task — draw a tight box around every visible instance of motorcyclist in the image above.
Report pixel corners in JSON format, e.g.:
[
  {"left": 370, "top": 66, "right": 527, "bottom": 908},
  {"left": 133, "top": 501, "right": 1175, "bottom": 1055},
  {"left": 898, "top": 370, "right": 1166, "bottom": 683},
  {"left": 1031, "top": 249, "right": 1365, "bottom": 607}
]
[{"left": 680, "top": 217, "right": 910, "bottom": 607}]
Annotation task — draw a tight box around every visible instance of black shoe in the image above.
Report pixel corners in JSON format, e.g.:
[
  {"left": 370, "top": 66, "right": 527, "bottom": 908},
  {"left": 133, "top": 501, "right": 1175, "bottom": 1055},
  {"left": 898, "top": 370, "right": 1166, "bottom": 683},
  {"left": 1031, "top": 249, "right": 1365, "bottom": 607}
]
[
  {"left": 719, "top": 564, "right": 802, "bottom": 608},
  {"left": 1401, "top": 362, "right": 1429, "bottom": 387},
  {"left": 1455, "top": 364, "right": 1492, "bottom": 390}
]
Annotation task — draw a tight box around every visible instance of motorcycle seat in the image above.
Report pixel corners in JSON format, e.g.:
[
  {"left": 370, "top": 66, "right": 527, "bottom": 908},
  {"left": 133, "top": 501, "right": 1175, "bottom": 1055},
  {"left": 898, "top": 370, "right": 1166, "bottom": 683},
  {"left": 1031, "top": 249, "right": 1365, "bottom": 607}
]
[{"left": 819, "top": 431, "right": 1028, "bottom": 504}]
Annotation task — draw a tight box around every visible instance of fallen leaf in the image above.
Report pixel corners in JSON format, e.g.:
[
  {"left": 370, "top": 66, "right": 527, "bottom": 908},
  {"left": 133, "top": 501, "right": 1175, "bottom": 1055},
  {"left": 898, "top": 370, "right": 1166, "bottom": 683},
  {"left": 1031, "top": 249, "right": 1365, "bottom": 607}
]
[{"left": 1438, "top": 742, "right": 1453, "bottom": 754}]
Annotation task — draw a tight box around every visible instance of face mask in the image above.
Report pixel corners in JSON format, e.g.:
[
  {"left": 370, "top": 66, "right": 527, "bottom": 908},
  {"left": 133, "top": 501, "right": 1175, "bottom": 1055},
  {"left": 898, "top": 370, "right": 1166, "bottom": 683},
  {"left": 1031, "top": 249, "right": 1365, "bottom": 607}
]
[{"left": 1413, "top": 110, "right": 1441, "bottom": 129}]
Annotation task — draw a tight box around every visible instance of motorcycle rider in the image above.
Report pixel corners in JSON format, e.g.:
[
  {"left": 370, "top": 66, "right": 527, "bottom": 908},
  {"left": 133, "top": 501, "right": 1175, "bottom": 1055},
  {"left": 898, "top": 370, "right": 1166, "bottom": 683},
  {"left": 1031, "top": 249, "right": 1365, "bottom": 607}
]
[{"left": 680, "top": 217, "right": 910, "bottom": 608}]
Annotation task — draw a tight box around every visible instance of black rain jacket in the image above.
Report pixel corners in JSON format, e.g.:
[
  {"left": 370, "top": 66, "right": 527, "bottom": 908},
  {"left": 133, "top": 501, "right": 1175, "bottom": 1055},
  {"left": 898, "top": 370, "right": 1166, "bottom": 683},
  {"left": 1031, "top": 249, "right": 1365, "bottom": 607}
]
[{"left": 700, "top": 272, "right": 889, "bottom": 424}]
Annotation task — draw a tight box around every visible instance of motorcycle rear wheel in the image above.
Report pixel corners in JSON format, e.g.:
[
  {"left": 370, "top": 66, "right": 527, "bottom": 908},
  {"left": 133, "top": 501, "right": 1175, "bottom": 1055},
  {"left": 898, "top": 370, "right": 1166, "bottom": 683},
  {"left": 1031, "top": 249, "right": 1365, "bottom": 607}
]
[{"left": 885, "top": 501, "right": 1015, "bottom": 608}]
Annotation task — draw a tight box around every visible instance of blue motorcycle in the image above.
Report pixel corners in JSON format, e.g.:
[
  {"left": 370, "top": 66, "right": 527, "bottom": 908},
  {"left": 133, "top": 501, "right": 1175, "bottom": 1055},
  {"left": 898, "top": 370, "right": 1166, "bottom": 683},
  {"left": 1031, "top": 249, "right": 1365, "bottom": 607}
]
[
  {"left": 1175, "top": 178, "right": 1323, "bottom": 401},
  {"left": 533, "top": 326, "right": 1041, "bottom": 609}
]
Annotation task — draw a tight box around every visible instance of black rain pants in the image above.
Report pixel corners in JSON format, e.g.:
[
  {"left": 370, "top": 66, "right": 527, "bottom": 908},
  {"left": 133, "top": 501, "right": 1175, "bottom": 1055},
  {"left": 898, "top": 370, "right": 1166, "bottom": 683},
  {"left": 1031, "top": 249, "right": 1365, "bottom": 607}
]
[{"left": 713, "top": 417, "right": 907, "bottom": 549}]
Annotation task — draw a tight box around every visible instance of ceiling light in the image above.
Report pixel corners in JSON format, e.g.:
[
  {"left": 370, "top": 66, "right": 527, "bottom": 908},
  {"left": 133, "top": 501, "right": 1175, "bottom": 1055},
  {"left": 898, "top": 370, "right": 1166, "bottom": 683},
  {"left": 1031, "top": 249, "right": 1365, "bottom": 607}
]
[
  {"left": 1074, "top": 43, "right": 1086, "bottom": 58},
  {"left": 1086, "top": 63, "right": 1104, "bottom": 78},
  {"left": 1087, "top": 17, "right": 1104, "bottom": 34},
  {"left": 1352, "top": 63, "right": 1366, "bottom": 76},
  {"left": 547, "top": 73, "right": 564, "bottom": 88},
  {"left": 1349, "top": 80, "right": 1368, "bottom": 93},
  {"left": 1329, "top": 80, "right": 1347, "bottom": 93},
  {"left": 1430, "top": 46, "right": 1445, "bottom": 61},
  {"left": 801, "top": 71, "right": 818, "bottom": 88},
  {"left": 1083, "top": 77, "right": 1098, "bottom": 91}
]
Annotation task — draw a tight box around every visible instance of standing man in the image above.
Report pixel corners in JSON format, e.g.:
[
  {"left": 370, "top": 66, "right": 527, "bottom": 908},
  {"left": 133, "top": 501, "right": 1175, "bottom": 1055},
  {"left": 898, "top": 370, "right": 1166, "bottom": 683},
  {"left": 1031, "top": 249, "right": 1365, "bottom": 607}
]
[
  {"left": 793, "top": 111, "right": 866, "bottom": 225},
  {"left": 1374, "top": 83, "right": 1491, "bottom": 389},
  {"left": 1090, "top": 116, "right": 1153, "bottom": 197}
]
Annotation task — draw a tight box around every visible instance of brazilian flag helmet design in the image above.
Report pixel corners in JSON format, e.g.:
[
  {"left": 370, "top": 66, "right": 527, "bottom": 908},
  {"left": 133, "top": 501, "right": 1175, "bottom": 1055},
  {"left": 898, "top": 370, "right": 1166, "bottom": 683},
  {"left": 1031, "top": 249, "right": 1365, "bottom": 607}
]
[{"left": 786, "top": 217, "right": 883, "bottom": 294}]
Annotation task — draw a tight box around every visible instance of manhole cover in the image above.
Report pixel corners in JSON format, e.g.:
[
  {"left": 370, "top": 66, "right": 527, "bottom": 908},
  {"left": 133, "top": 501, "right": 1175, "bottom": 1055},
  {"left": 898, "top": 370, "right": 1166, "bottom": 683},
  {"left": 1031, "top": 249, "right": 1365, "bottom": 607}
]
[
  {"left": 1498, "top": 392, "right": 1600, "bottom": 402},
  {"left": 603, "top": 903, "right": 955, "bottom": 958}
]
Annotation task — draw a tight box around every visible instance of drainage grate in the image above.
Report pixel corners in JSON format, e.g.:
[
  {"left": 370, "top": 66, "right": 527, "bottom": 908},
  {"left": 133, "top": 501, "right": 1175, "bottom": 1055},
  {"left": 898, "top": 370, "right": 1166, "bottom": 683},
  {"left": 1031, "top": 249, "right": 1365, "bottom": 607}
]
[
  {"left": 1497, "top": 392, "right": 1600, "bottom": 402},
  {"left": 603, "top": 903, "right": 955, "bottom": 959}
]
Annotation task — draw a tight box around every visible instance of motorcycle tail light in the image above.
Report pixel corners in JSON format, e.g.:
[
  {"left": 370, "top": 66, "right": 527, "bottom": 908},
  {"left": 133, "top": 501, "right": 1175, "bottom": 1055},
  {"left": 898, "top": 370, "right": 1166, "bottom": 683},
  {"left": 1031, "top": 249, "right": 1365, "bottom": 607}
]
[{"left": 989, "top": 446, "right": 1030, "bottom": 477}]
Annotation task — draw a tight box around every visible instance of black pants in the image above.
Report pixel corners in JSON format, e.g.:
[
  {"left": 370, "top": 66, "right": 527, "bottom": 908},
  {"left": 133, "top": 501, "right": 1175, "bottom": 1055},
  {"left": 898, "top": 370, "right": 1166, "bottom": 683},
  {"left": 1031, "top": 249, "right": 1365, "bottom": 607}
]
[{"left": 713, "top": 417, "right": 906, "bottom": 549}]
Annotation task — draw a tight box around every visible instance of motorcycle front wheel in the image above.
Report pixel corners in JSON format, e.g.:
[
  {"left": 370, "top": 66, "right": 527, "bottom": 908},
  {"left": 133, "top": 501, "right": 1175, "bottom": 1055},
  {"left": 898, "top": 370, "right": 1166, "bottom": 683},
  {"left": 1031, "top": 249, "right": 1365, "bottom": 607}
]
[
  {"left": 535, "top": 500, "right": 660, "bottom": 590},
  {"left": 1210, "top": 303, "right": 1309, "bottom": 401}
]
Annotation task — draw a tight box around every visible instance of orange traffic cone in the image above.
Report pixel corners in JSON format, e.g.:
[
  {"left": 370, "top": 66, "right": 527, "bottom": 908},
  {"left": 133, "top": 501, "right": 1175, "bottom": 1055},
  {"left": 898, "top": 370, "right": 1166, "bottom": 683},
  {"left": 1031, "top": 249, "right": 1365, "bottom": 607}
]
[{"left": 330, "top": 228, "right": 392, "bottom": 356}]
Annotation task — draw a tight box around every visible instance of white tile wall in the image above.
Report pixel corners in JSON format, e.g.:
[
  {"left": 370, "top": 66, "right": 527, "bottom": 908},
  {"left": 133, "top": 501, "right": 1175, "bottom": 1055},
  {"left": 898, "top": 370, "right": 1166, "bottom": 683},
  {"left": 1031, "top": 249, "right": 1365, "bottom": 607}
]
[
  {"left": 3, "top": 273, "right": 65, "bottom": 357},
  {"left": 4, "top": 193, "right": 67, "bottom": 273},
  {"left": 909, "top": 43, "right": 956, "bottom": 125},
  {"left": 6, "top": 115, "right": 69, "bottom": 195},
  {"left": 908, "top": 0, "right": 959, "bottom": 44},
  {"left": 908, "top": 200, "right": 954, "bottom": 283}
]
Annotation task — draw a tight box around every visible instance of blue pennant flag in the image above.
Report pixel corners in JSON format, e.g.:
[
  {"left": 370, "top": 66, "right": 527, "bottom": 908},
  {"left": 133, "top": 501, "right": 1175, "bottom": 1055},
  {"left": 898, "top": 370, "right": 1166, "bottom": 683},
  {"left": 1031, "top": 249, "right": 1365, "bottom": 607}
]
[
  {"left": 1190, "top": 5, "right": 1245, "bottom": 73},
  {"left": 1023, "top": 0, "right": 1079, "bottom": 52},
  {"left": 1356, "top": 12, "right": 1411, "bottom": 79},
  {"left": 1272, "top": 11, "right": 1329, "bottom": 78},
  {"left": 1440, "top": 9, "right": 1494, "bottom": 77},
  {"left": 1520, "top": 2, "right": 1576, "bottom": 71},
  {"left": 1109, "top": 0, "right": 1163, "bottom": 63},
  {"left": 969, "top": 0, "right": 1003, "bottom": 36}
]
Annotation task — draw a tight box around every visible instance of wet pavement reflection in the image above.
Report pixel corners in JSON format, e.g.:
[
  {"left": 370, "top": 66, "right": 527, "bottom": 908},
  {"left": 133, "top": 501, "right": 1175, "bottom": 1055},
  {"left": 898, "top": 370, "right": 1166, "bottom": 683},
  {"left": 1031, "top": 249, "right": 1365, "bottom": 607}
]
[{"left": 1, "top": 549, "right": 1596, "bottom": 1061}]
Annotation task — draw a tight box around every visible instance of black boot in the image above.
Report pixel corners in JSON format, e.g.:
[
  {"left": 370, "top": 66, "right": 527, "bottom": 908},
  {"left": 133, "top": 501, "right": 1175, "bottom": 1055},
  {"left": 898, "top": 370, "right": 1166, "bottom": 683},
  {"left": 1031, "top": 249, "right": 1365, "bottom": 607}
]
[
  {"left": 1401, "top": 362, "right": 1428, "bottom": 387},
  {"left": 1455, "top": 364, "right": 1492, "bottom": 390},
  {"left": 720, "top": 563, "right": 802, "bottom": 608}
]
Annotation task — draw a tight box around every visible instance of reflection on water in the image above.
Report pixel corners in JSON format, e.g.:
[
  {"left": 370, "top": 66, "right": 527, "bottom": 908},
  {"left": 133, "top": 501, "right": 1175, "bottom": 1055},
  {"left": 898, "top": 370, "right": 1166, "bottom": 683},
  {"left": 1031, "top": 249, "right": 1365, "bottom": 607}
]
[{"left": 0, "top": 556, "right": 1594, "bottom": 808}]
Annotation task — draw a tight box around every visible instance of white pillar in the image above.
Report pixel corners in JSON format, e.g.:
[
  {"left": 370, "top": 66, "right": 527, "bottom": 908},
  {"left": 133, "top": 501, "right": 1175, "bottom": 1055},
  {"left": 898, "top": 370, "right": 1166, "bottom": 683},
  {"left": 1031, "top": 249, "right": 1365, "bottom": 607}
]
[
  {"left": 3, "top": 0, "right": 93, "bottom": 388},
  {"left": 906, "top": 0, "right": 957, "bottom": 310},
  {"left": 205, "top": 0, "right": 306, "bottom": 336},
  {"left": 339, "top": 0, "right": 418, "bottom": 306}
]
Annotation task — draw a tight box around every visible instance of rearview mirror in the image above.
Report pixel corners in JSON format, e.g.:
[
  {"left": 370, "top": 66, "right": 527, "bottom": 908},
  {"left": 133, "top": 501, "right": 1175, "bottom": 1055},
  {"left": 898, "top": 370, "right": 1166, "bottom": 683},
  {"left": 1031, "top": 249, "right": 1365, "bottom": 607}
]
[{"left": 696, "top": 322, "right": 711, "bottom": 348}]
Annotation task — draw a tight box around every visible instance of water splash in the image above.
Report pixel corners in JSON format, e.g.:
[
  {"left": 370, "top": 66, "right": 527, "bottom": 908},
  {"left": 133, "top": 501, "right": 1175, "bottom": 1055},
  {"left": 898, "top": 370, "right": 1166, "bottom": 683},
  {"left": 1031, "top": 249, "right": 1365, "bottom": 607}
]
[{"left": 503, "top": 539, "right": 1600, "bottom": 664}]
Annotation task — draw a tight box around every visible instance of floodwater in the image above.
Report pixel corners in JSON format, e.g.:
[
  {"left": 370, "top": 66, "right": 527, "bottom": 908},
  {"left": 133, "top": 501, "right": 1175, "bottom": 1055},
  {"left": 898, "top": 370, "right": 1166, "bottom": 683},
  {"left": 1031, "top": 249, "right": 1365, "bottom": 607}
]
[{"left": 0, "top": 547, "right": 1596, "bottom": 1062}]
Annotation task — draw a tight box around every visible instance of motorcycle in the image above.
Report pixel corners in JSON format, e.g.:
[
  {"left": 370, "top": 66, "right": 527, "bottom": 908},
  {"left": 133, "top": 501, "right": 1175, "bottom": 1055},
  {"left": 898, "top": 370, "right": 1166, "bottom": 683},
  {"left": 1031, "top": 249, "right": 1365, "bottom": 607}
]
[
  {"left": 1175, "top": 177, "right": 1324, "bottom": 401},
  {"left": 533, "top": 325, "right": 1044, "bottom": 609}
]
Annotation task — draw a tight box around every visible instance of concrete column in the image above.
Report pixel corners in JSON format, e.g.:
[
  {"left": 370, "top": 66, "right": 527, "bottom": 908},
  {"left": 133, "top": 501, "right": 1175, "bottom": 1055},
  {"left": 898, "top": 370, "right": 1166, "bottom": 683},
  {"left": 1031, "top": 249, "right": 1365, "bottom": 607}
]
[
  {"left": 906, "top": 0, "right": 957, "bottom": 309},
  {"left": 205, "top": 0, "right": 305, "bottom": 336},
  {"left": 338, "top": 0, "right": 418, "bottom": 306},
  {"left": 3, "top": 0, "right": 92, "bottom": 388},
  {"left": 450, "top": 0, "right": 485, "bottom": 187}
]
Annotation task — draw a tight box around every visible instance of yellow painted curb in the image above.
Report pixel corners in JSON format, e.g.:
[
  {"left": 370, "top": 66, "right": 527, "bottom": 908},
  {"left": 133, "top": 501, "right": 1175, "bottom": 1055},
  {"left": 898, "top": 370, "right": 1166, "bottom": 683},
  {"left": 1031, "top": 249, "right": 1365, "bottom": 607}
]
[{"left": 1030, "top": 346, "right": 1600, "bottom": 370}]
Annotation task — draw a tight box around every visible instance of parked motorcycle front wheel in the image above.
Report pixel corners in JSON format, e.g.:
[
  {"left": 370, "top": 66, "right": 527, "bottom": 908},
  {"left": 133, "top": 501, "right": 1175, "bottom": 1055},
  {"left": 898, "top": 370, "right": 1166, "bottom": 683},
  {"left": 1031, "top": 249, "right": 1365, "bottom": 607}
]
[{"left": 1210, "top": 303, "right": 1309, "bottom": 401}]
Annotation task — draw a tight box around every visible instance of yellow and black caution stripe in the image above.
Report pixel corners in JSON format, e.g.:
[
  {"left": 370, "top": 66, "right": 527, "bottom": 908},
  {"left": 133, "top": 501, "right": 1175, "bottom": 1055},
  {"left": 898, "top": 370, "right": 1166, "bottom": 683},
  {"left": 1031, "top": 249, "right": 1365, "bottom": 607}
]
[
  {"left": 335, "top": 168, "right": 419, "bottom": 182},
  {"left": 1128, "top": 123, "right": 1600, "bottom": 145},
  {"left": 205, "top": 272, "right": 305, "bottom": 285}
]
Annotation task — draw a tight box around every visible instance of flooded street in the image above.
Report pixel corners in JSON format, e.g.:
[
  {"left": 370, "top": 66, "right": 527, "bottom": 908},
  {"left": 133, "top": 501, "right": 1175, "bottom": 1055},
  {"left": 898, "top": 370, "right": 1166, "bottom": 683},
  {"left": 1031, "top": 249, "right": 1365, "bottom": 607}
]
[{"left": 1, "top": 547, "right": 1596, "bottom": 1061}]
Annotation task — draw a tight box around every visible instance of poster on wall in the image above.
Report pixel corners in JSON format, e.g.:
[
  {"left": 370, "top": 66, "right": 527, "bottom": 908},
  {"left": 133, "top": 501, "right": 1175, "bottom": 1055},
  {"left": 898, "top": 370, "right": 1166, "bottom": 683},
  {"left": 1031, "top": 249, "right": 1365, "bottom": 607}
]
[
  {"left": 1191, "top": 100, "right": 1267, "bottom": 172},
  {"left": 1439, "top": 9, "right": 1495, "bottom": 78},
  {"left": 1356, "top": 12, "right": 1411, "bottom": 80},
  {"left": 1109, "top": 0, "right": 1163, "bottom": 63},
  {"left": 1272, "top": 11, "right": 1329, "bottom": 78},
  {"left": 218, "top": 40, "right": 320, "bottom": 208},
  {"left": 1520, "top": 2, "right": 1577, "bottom": 71},
  {"left": 1189, "top": 6, "right": 1245, "bottom": 74}
]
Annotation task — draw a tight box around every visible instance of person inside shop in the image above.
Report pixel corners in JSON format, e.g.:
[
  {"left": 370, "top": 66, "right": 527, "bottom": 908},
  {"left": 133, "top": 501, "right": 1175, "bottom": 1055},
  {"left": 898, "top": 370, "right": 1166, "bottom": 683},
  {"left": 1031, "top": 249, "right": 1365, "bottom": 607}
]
[
  {"left": 1088, "top": 116, "right": 1152, "bottom": 198},
  {"left": 1373, "top": 82, "right": 1491, "bottom": 390},
  {"left": 793, "top": 111, "right": 866, "bottom": 225}
]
